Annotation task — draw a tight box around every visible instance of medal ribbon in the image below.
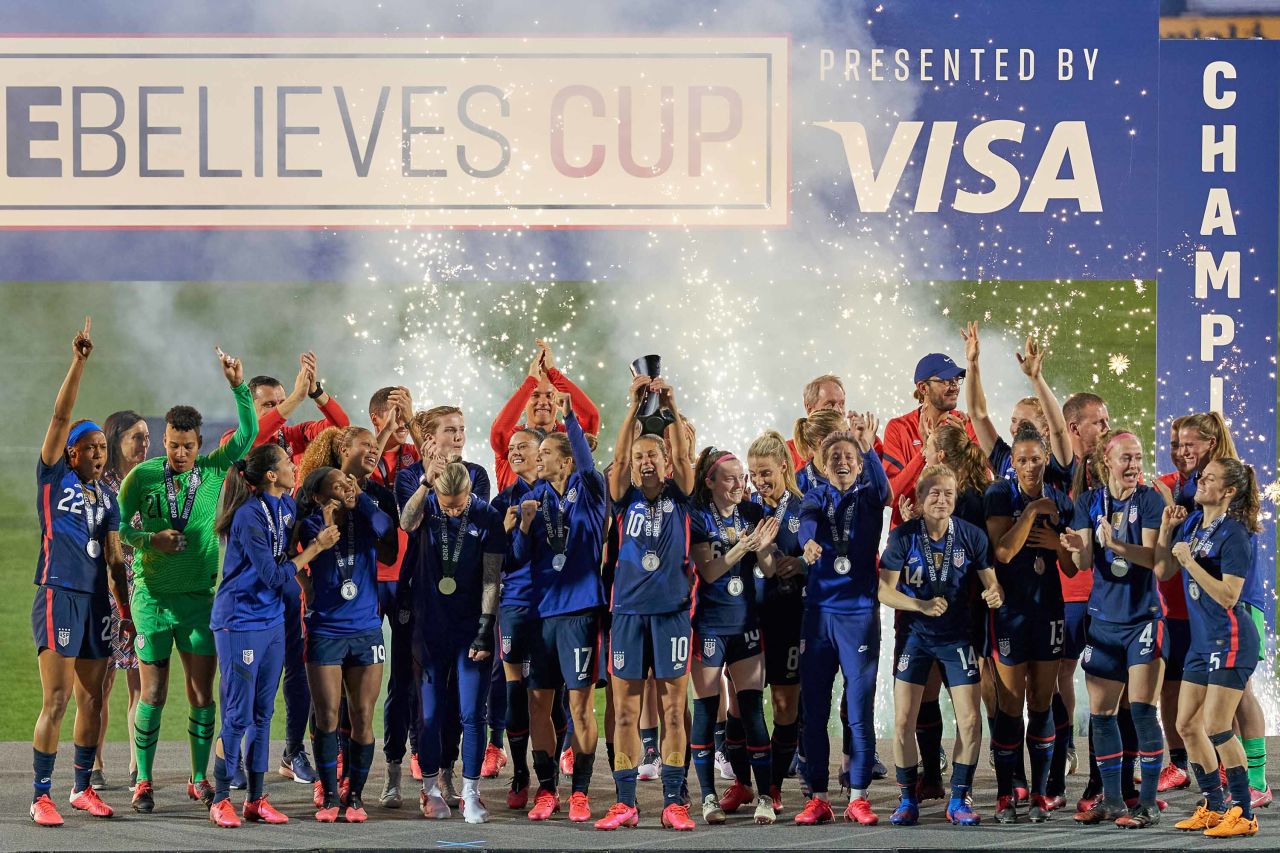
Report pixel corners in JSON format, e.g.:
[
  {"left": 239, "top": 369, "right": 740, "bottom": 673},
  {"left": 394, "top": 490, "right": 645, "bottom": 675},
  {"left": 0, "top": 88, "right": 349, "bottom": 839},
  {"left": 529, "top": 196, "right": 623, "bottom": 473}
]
[
  {"left": 540, "top": 487, "right": 570, "bottom": 558},
  {"left": 437, "top": 496, "right": 472, "bottom": 583},
  {"left": 712, "top": 503, "right": 745, "bottom": 581},
  {"left": 824, "top": 487, "right": 859, "bottom": 558},
  {"left": 163, "top": 461, "right": 201, "bottom": 532},
  {"left": 335, "top": 511, "right": 357, "bottom": 586},
  {"left": 1189, "top": 512, "right": 1227, "bottom": 558},
  {"left": 81, "top": 480, "right": 103, "bottom": 551},
  {"left": 258, "top": 497, "right": 284, "bottom": 559},
  {"left": 916, "top": 517, "right": 956, "bottom": 599}
]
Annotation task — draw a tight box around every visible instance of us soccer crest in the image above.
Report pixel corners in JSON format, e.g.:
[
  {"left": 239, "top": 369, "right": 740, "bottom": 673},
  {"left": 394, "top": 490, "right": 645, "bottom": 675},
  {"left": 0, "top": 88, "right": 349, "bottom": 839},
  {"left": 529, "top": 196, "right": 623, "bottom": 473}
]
[
  {"left": 1083, "top": 645, "right": 1093, "bottom": 663},
  {"left": 788, "top": 516, "right": 800, "bottom": 534},
  {"left": 897, "top": 654, "right": 909, "bottom": 672},
  {"left": 799, "top": 640, "right": 806, "bottom": 654},
  {"left": 998, "top": 638, "right": 1011, "bottom": 658},
  {"left": 662, "top": 498, "right": 674, "bottom": 513},
  {"left": 283, "top": 513, "right": 293, "bottom": 525},
  {"left": 567, "top": 487, "right": 578, "bottom": 503},
  {"left": 242, "top": 649, "right": 254, "bottom": 665},
  {"left": 952, "top": 549, "right": 965, "bottom": 568},
  {"left": 1128, "top": 505, "right": 1138, "bottom": 523},
  {"left": 57, "top": 628, "right": 70, "bottom": 647},
  {"left": 703, "top": 637, "right": 717, "bottom": 659},
  {"left": 135, "top": 634, "right": 146, "bottom": 650},
  {"left": 612, "top": 650, "right": 625, "bottom": 671},
  {"left": 522, "top": 661, "right": 531, "bottom": 678},
  {"left": 502, "top": 636, "right": 512, "bottom": 656}
]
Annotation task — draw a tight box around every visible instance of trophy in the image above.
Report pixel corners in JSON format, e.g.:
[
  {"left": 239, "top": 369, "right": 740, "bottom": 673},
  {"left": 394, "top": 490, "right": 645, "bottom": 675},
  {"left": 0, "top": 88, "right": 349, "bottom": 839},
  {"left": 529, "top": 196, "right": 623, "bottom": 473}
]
[{"left": 630, "top": 354, "right": 677, "bottom": 437}]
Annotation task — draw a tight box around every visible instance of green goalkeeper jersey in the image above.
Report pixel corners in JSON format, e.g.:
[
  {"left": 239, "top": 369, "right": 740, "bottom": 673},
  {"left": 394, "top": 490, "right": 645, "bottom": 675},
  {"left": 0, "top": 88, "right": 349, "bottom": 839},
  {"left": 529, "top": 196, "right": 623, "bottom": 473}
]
[{"left": 117, "top": 382, "right": 255, "bottom": 596}]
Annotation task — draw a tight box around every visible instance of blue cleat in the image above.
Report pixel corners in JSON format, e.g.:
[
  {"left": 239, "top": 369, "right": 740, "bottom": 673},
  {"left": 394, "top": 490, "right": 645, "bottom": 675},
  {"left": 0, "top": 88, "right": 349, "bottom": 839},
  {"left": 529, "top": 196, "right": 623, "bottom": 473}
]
[
  {"left": 946, "top": 797, "right": 982, "bottom": 826},
  {"left": 871, "top": 753, "right": 888, "bottom": 780},
  {"left": 280, "top": 748, "right": 317, "bottom": 784},
  {"left": 891, "top": 798, "right": 920, "bottom": 826}
]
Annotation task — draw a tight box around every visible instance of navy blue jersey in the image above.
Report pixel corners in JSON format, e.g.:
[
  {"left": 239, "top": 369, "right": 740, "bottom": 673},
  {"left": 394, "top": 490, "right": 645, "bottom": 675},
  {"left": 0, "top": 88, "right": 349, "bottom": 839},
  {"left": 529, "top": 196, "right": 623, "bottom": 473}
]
[
  {"left": 212, "top": 492, "right": 301, "bottom": 631},
  {"left": 983, "top": 480, "right": 1074, "bottom": 614},
  {"left": 954, "top": 486, "right": 987, "bottom": 529},
  {"left": 797, "top": 451, "right": 891, "bottom": 616},
  {"left": 1073, "top": 484, "right": 1164, "bottom": 624},
  {"left": 395, "top": 458, "right": 491, "bottom": 508},
  {"left": 493, "top": 478, "right": 535, "bottom": 608},
  {"left": 406, "top": 494, "right": 505, "bottom": 628},
  {"left": 1242, "top": 534, "right": 1265, "bottom": 612},
  {"left": 882, "top": 517, "right": 991, "bottom": 643},
  {"left": 611, "top": 480, "right": 694, "bottom": 615},
  {"left": 1174, "top": 469, "right": 1199, "bottom": 512},
  {"left": 752, "top": 490, "right": 806, "bottom": 606},
  {"left": 690, "top": 499, "right": 766, "bottom": 635},
  {"left": 512, "top": 412, "right": 607, "bottom": 618},
  {"left": 300, "top": 493, "right": 394, "bottom": 638},
  {"left": 796, "top": 460, "right": 828, "bottom": 495},
  {"left": 1176, "top": 511, "right": 1255, "bottom": 661},
  {"left": 990, "top": 436, "right": 1073, "bottom": 493},
  {"left": 35, "top": 458, "right": 120, "bottom": 595}
]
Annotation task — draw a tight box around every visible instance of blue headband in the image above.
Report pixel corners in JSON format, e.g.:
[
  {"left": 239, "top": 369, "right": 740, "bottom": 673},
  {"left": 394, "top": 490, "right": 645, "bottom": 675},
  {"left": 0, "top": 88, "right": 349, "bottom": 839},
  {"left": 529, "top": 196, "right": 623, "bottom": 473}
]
[{"left": 66, "top": 421, "right": 104, "bottom": 449}]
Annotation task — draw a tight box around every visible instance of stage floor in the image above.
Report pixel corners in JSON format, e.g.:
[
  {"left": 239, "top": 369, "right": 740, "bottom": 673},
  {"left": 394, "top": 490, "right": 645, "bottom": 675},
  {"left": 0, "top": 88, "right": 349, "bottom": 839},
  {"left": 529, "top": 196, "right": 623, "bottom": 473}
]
[{"left": 2, "top": 738, "right": 1276, "bottom": 852}]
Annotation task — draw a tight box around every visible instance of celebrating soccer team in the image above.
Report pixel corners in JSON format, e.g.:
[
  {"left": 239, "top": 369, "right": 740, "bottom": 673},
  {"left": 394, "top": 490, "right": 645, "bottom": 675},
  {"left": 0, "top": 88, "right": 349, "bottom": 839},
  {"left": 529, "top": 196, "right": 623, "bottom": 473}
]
[{"left": 28, "top": 320, "right": 1270, "bottom": 838}]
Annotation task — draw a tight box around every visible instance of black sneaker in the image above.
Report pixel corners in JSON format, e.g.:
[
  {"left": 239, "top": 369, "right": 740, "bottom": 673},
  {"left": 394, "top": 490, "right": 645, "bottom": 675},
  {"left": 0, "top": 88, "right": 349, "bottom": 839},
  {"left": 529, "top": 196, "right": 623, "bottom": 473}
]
[
  {"left": 132, "top": 780, "right": 155, "bottom": 813},
  {"left": 1115, "top": 804, "right": 1160, "bottom": 829}
]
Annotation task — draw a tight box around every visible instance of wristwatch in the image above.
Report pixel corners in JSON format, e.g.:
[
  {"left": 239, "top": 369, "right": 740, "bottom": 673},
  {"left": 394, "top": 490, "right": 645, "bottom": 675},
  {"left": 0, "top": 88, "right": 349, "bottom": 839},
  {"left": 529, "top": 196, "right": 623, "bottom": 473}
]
[{"left": 308, "top": 384, "right": 325, "bottom": 400}]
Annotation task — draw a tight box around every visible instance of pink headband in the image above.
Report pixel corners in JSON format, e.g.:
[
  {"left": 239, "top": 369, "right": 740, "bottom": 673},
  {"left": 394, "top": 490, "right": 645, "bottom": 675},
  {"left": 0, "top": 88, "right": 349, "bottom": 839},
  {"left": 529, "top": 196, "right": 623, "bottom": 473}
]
[
  {"left": 1104, "top": 431, "right": 1137, "bottom": 454},
  {"left": 706, "top": 453, "right": 740, "bottom": 479}
]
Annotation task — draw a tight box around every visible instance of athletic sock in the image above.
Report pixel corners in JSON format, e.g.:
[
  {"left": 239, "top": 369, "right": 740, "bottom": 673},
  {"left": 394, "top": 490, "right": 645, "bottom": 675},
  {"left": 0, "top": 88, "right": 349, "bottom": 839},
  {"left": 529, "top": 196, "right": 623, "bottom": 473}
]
[
  {"left": 247, "top": 770, "right": 265, "bottom": 802},
  {"left": 1047, "top": 692, "right": 1070, "bottom": 797},
  {"left": 1117, "top": 705, "right": 1138, "bottom": 800},
  {"left": 532, "top": 749, "right": 557, "bottom": 794},
  {"left": 1226, "top": 765, "right": 1254, "bottom": 819},
  {"left": 133, "top": 701, "right": 163, "bottom": 782},
  {"left": 737, "top": 690, "right": 772, "bottom": 794},
  {"left": 572, "top": 747, "right": 595, "bottom": 794},
  {"left": 188, "top": 703, "right": 216, "bottom": 783},
  {"left": 1242, "top": 736, "right": 1267, "bottom": 791},
  {"left": 1026, "top": 708, "right": 1054, "bottom": 796},
  {"left": 917, "top": 699, "right": 943, "bottom": 783},
  {"left": 505, "top": 680, "right": 530, "bottom": 786},
  {"left": 660, "top": 763, "right": 684, "bottom": 807},
  {"left": 770, "top": 721, "right": 798, "bottom": 790},
  {"left": 896, "top": 764, "right": 919, "bottom": 801},
  {"left": 1193, "top": 762, "right": 1226, "bottom": 812},
  {"left": 992, "top": 710, "right": 1022, "bottom": 797},
  {"left": 213, "top": 756, "right": 230, "bottom": 804},
  {"left": 1170, "top": 746, "right": 1189, "bottom": 771},
  {"left": 349, "top": 740, "right": 375, "bottom": 800},
  {"left": 613, "top": 766, "right": 638, "bottom": 807},
  {"left": 33, "top": 748, "right": 56, "bottom": 802},
  {"left": 713, "top": 719, "right": 727, "bottom": 756},
  {"left": 724, "top": 713, "right": 750, "bottom": 786},
  {"left": 949, "top": 761, "right": 976, "bottom": 802},
  {"left": 1129, "top": 702, "right": 1163, "bottom": 807},
  {"left": 691, "top": 695, "right": 720, "bottom": 798},
  {"left": 606, "top": 741, "right": 616, "bottom": 773},
  {"left": 72, "top": 743, "right": 96, "bottom": 793},
  {"left": 314, "top": 729, "right": 339, "bottom": 801},
  {"left": 1090, "top": 713, "right": 1124, "bottom": 807}
]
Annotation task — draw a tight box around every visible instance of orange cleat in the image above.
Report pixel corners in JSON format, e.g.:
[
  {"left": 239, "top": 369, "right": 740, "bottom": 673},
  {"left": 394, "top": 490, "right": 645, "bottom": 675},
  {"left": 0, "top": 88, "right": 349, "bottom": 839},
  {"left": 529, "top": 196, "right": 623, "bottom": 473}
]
[
  {"left": 845, "top": 797, "right": 879, "bottom": 825},
  {"left": 661, "top": 802, "right": 696, "bottom": 830},
  {"left": 1174, "top": 804, "right": 1223, "bottom": 831},
  {"left": 719, "top": 781, "right": 754, "bottom": 813},
  {"left": 507, "top": 779, "right": 529, "bottom": 809},
  {"left": 481, "top": 745, "right": 507, "bottom": 779},
  {"left": 560, "top": 747, "right": 575, "bottom": 777},
  {"left": 209, "top": 799, "right": 241, "bottom": 828},
  {"left": 769, "top": 784, "right": 784, "bottom": 813},
  {"left": 528, "top": 789, "right": 561, "bottom": 821},
  {"left": 315, "top": 802, "right": 340, "bottom": 823},
  {"left": 30, "top": 793, "right": 64, "bottom": 826},
  {"left": 243, "top": 796, "right": 288, "bottom": 824},
  {"left": 794, "top": 797, "right": 834, "bottom": 825},
  {"left": 1203, "top": 805, "right": 1258, "bottom": 837},
  {"left": 312, "top": 780, "right": 325, "bottom": 809},
  {"left": 569, "top": 791, "right": 591, "bottom": 822},
  {"left": 343, "top": 796, "right": 368, "bottom": 823},
  {"left": 69, "top": 786, "right": 114, "bottom": 818},
  {"left": 411, "top": 754, "right": 422, "bottom": 781},
  {"left": 594, "top": 801, "right": 639, "bottom": 830}
]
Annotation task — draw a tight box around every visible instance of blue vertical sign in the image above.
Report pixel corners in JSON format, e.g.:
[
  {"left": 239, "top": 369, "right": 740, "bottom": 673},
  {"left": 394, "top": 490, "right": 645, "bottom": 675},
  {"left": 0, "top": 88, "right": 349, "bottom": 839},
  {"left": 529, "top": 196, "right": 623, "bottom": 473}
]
[{"left": 1158, "top": 40, "right": 1278, "bottom": 636}]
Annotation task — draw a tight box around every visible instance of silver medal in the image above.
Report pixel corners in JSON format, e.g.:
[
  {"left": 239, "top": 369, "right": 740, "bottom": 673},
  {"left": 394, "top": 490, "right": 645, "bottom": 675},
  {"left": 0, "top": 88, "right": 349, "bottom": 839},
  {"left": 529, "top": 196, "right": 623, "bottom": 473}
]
[
  {"left": 1033, "top": 555, "right": 1046, "bottom": 575},
  {"left": 1110, "top": 557, "right": 1130, "bottom": 578},
  {"left": 727, "top": 576, "right": 744, "bottom": 597},
  {"left": 340, "top": 579, "right": 358, "bottom": 601},
  {"left": 438, "top": 577, "right": 458, "bottom": 595},
  {"left": 552, "top": 554, "right": 567, "bottom": 572},
  {"left": 1189, "top": 580, "right": 1200, "bottom": 600},
  {"left": 642, "top": 551, "right": 660, "bottom": 572},
  {"left": 753, "top": 566, "right": 765, "bottom": 579},
  {"left": 85, "top": 539, "right": 102, "bottom": 559},
  {"left": 834, "top": 556, "right": 852, "bottom": 575}
]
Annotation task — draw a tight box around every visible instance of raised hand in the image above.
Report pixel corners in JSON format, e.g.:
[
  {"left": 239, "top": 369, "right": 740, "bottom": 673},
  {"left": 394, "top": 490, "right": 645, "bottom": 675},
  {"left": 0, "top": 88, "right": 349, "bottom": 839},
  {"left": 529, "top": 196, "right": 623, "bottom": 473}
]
[
  {"left": 802, "top": 540, "right": 823, "bottom": 565},
  {"left": 962, "top": 321, "right": 980, "bottom": 364},
  {"left": 322, "top": 499, "right": 338, "bottom": 527},
  {"left": 503, "top": 505, "right": 519, "bottom": 534},
  {"left": 918, "top": 596, "right": 948, "bottom": 617},
  {"left": 73, "top": 317, "right": 93, "bottom": 362},
  {"left": 981, "top": 583, "right": 1004, "bottom": 609},
  {"left": 316, "top": 524, "right": 341, "bottom": 550},
  {"left": 300, "top": 351, "right": 319, "bottom": 394},
  {"left": 1027, "top": 497, "right": 1060, "bottom": 525},
  {"left": 1016, "top": 336, "right": 1045, "bottom": 379},
  {"left": 628, "top": 373, "right": 652, "bottom": 403},
  {"left": 650, "top": 376, "right": 674, "bottom": 406},
  {"left": 536, "top": 338, "right": 556, "bottom": 373},
  {"left": 151, "top": 529, "right": 186, "bottom": 554},
  {"left": 557, "top": 392, "right": 572, "bottom": 420},
  {"left": 1095, "top": 520, "right": 1115, "bottom": 551},
  {"left": 215, "top": 346, "right": 244, "bottom": 387},
  {"left": 519, "top": 499, "right": 540, "bottom": 531},
  {"left": 1161, "top": 504, "right": 1188, "bottom": 529},
  {"left": 751, "top": 516, "right": 781, "bottom": 551},
  {"left": 775, "top": 555, "right": 805, "bottom": 579},
  {"left": 898, "top": 494, "right": 918, "bottom": 520},
  {"left": 1060, "top": 529, "right": 1086, "bottom": 553},
  {"left": 292, "top": 363, "right": 312, "bottom": 400},
  {"left": 854, "top": 412, "right": 879, "bottom": 452},
  {"left": 1171, "top": 541, "right": 1194, "bottom": 567}
]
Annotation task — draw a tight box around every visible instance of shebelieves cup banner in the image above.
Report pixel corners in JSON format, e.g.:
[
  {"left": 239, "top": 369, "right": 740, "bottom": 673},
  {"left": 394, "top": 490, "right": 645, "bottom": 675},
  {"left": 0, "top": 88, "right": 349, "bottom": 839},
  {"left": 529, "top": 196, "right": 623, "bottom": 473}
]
[{"left": 0, "top": 36, "right": 788, "bottom": 228}]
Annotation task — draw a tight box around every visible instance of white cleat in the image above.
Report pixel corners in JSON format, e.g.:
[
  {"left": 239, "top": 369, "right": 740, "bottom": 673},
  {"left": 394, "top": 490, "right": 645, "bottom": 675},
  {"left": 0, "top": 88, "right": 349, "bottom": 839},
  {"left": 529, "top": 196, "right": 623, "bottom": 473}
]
[
  {"left": 637, "top": 749, "right": 661, "bottom": 781},
  {"left": 701, "top": 793, "right": 726, "bottom": 824},
  {"left": 754, "top": 795, "right": 777, "bottom": 825},
  {"left": 461, "top": 777, "right": 489, "bottom": 824},
  {"left": 715, "top": 750, "right": 735, "bottom": 780},
  {"left": 419, "top": 787, "right": 451, "bottom": 820}
]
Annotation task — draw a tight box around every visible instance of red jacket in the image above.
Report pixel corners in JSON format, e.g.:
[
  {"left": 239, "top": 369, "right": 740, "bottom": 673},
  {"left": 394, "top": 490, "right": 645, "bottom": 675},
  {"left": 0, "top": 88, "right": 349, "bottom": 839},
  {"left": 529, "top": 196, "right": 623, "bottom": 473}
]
[
  {"left": 490, "top": 368, "right": 600, "bottom": 491},
  {"left": 218, "top": 397, "right": 350, "bottom": 467},
  {"left": 880, "top": 406, "right": 977, "bottom": 528},
  {"left": 370, "top": 442, "right": 421, "bottom": 583},
  {"left": 1155, "top": 471, "right": 1188, "bottom": 619}
]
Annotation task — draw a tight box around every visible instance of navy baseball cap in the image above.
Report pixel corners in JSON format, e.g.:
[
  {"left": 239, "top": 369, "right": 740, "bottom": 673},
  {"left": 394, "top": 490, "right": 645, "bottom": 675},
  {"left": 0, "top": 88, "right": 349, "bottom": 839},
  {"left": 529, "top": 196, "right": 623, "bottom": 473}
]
[{"left": 913, "top": 353, "right": 966, "bottom": 384}]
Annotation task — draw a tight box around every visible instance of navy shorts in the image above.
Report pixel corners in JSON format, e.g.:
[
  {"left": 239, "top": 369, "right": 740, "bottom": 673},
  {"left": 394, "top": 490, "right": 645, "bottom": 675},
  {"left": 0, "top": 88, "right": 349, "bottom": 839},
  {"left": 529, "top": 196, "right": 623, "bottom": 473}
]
[
  {"left": 1081, "top": 617, "right": 1165, "bottom": 681},
  {"left": 694, "top": 627, "right": 762, "bottom": 668},
  {"left": 988, "top": 606, "right": 1065, "bottom": 666},
  {"left": 529, "top": 611, "right": 600, "bottom": 690},
  {"left": 1062, "top": 601, "right": 1089, "bottom": 660},
  {"left": 32, "top": 585, "right": 111, "bottom": 659},
  {"left": 609, "top": 610, "right": 691, "bottom": 680},
  {"left": 306, "top": 628, "right": 386, "bottom": 667},
  {"left": 761, "top": 607, "right": 802, "bottom": 686},
  {"left": 500, "top": 604, "right": 537, "bottom": 666},
  {"left": 895, "top": 631, "right": 980, "bottom": 687},
  {"left": 1163, "top": 617, "right": 1192, "bottom": 682}
]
